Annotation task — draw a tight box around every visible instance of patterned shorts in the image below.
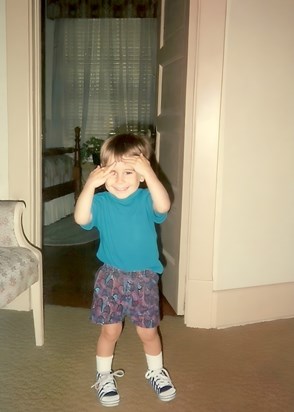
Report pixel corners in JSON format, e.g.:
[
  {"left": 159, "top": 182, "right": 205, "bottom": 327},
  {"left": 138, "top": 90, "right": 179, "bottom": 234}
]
[{"left": 91, "top": 264, "right": 160, "bottom": 328}]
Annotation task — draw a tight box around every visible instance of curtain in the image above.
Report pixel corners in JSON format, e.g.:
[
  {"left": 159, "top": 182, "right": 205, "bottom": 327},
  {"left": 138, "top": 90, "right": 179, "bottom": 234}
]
[
  {"left": 46, "top": 18, "right": 157, "bottom": 147},
  {"left": 47, "top": 0, "right": 158, "bottom": 19}
]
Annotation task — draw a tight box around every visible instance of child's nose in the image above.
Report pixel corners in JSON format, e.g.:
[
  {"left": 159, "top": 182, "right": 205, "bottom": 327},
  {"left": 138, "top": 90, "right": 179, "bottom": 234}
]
[{"left": 115, "top": 173, "right": 124, "bottom": 183}]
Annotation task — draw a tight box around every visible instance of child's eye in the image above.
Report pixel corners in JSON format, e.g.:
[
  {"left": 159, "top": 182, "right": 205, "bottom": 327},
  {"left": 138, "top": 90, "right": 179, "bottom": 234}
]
[{"left": 125, "top": 170, "right": 134, "bottom": 175}]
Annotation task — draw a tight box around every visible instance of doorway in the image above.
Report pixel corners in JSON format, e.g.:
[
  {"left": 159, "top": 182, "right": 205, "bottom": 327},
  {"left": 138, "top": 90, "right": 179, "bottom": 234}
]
[{"left": 41, "top": 0, "right": 178, "bottom": 316}]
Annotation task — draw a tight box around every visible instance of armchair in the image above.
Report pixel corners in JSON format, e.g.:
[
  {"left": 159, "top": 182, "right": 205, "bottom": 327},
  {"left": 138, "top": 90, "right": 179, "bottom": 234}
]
[{"left": 0, "top": 201, "right": 44, "bottom": 346}]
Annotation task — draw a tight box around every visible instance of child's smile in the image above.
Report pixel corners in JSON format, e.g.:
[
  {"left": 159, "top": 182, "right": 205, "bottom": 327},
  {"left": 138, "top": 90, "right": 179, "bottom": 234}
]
[{"left": 105, "top": 160, "right": 141, "bottom": 199}]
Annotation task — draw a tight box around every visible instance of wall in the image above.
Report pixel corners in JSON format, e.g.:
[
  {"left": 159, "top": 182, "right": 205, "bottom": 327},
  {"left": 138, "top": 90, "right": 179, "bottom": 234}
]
[
  {"left": 3, "top": 0, "right": 42, "bottom": 311},
  {"left": 0, "top": 0, "right": 8, "bottom": 198},
  {"left": 184, "top": 0, "right": 294, "bottom": 328},
  {"left": 214, "top": 0, "right": 294, "bottom": 290}
]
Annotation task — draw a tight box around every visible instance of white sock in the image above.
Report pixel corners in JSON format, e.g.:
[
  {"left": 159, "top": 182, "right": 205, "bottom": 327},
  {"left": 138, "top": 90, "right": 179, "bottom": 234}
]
[
  {"left": 96, "top": 355, "right": 113, "bottom": 374},
  {"left": 145, "top": 352, "right": 163, "bottom": 371}
]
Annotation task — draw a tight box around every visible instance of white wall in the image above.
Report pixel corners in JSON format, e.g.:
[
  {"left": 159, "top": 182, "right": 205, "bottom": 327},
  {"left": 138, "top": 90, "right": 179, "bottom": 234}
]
[
  {"left": 214, "top": 0, "right": 294, "bottom": 290},
  {"left": 185, "top": 0, "right": 294, "bottom": 328},
  {"left": 0, "top": 0, "right": 9, "bottom": 198}
]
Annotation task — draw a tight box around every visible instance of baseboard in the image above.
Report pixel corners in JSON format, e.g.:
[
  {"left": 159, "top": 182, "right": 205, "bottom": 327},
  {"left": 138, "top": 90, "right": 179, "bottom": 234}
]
[{"left": 185, "top": 280, "right": 294, "bottom": 328}]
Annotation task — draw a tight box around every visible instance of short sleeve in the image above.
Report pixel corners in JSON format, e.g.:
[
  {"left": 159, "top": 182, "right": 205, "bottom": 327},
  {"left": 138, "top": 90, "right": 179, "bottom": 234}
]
[{"left": 153, "top": 210, "right": 168, "bottom": 224}]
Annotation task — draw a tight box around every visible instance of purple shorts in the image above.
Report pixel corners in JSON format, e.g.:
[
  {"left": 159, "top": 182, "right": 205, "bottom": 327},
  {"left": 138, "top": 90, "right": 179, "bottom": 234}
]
[{"left": 91, "top": 264, "right": 160, "bottom": 328}]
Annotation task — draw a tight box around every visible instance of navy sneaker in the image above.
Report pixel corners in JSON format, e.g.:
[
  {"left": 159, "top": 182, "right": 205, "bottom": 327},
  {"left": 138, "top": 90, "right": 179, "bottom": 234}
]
[
  {"left": 145, "top": 368, "right": 176, "bottom": 401},
  {"left": 91, "top": 370, "right": 124, "bottom": 407}
]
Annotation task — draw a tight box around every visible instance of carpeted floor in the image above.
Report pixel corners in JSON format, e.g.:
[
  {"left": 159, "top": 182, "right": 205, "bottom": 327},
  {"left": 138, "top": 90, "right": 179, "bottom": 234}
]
[{"left": 0, "top": 305, "right": 294, "bottom": 412}]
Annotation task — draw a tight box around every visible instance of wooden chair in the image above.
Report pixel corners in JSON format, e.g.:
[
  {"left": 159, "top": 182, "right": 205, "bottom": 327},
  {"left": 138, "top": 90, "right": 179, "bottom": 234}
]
[{"left": 0, "top": 201, "right": 44, "bottom": 346}]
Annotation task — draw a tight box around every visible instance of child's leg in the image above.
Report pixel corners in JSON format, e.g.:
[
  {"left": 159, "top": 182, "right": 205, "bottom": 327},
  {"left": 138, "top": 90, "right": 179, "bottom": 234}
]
[
  {"left": 96, "top": 323, "right": 123, "bottom": 373},
  {"left": 136, "top": 325, "right": 176, "bottom": 402},
  {"left": 97, "top": 323, "right": 123, "bottom": 357},
  {"left": 136, "top": 326, "right": 162, "bottom": 356},
  {"left": 92, "top": 323, "right": 124, "bottom": 407},
  {"left": 90, "top": 266, "right": 126, "bottom": 406},
  {"left": 136, "top": 326, "right": 163, "bottom": 370}
]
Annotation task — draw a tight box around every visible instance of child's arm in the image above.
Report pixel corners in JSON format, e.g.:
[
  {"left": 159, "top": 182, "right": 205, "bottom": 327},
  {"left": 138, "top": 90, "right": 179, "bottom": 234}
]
[
  {"left": 123, "top": 154, "right": 170, "bottom": 213},
  {"left": 74, "top": 164, "right": 115, "bottom": 225}
]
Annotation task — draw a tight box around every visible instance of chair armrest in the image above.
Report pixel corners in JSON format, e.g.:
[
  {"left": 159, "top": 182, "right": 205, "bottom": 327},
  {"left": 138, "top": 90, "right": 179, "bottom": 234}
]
[
  {"left": 0, "top": 200, "right": 41, "bottom": 259},
  {"left": 13, "top": 201, "right": 42, "bottom": 261}
]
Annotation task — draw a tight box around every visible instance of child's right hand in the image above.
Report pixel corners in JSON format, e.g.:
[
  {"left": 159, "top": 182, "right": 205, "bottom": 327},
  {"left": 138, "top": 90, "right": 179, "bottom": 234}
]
[
  {"left": 84, "top": 162, "right": 116, "bottom": 190},
  {"left": 75, "top": 163, "right": 116, "bottom": 225}
]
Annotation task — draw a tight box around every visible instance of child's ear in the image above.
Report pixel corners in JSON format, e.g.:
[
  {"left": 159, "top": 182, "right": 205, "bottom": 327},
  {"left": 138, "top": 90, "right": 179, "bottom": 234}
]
[{"left": 140, "top": 176, "right": 145, "bottom": 182}]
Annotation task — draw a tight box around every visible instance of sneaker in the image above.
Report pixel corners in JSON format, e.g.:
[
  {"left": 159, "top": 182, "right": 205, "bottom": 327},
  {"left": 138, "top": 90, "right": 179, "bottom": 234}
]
[
  {"left": 91, "top": 370, "right": 124, "bottom": 407},
  {"left": 145, "top": 368, "right": 176, "bottom": 402}
]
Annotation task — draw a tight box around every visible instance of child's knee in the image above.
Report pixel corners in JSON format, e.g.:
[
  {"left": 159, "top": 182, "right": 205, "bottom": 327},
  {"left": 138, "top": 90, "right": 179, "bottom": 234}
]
[
  {"left": 136, "top": 326, "right": 158, "bottom": 343},
  {"left": 101, "top": 323, "right": 122, "bottom": 342}
]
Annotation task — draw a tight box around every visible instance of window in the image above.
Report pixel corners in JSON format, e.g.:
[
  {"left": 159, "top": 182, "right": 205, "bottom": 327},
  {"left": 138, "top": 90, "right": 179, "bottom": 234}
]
[{"left": 47, "top": 18, "right": 157, "bottom": 146}]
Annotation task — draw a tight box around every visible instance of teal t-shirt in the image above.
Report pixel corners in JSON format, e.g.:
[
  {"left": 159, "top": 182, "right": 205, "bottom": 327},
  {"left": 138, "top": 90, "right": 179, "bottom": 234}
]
[{"left": 81, "top": 189, "right": 167, "bottom": 273}]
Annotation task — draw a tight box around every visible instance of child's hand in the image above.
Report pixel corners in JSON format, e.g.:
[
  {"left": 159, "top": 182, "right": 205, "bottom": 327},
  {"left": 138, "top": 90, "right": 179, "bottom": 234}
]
[
  {"left": 122, "top": 154, "right": 152, "bottom": 178},
  {"left": 84, "top": 162, "right": 116, "bottom": 190},
  {"left": 123, "top": 153, "right": 170, "bottom": 213}
]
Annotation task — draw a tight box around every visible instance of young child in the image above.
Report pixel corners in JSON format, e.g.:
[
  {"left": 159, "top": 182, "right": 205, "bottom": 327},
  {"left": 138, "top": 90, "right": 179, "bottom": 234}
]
[{"left": 74, "top": 133, "right": 176, "bottom": 407}]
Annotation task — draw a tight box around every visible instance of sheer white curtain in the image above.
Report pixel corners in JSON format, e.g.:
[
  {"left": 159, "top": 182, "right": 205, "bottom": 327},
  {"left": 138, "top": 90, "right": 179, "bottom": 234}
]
[{"left": 47, "top": 18, "right": 157, "bottom": 147}]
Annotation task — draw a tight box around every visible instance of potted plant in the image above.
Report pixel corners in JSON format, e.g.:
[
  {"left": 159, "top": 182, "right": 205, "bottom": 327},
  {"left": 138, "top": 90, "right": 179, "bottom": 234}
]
[{"left": 81, "top": 136, "right": 105, "bottom": 165}]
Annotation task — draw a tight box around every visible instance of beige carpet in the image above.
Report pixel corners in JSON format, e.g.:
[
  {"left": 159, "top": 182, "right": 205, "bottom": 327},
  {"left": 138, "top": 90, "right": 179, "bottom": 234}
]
[{"left": 0, "top": 305, "right": 294, "bottom": 412}]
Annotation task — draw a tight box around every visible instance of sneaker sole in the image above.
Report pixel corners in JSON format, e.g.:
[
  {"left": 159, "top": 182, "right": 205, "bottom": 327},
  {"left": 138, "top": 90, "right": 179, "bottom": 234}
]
[
  {"left": 100, "top": 398, "right": 120, "bottom": 407},
  {"left": 159, "top": 391, "right": 176, "bottom": 402},
  {"left": 99, "top": 393, "right": 120, "bottom": 407}
]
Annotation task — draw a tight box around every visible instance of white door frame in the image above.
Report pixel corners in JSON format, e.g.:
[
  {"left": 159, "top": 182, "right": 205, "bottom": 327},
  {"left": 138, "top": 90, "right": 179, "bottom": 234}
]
[
  {"left": 6, "top": 0, "right": 42, "bottom": 247},
  {"left": 6, "top": 0, "right": 42, "bottom": 310},
  {"left": 183, "top": 0, "right": 227, "bottom": 327},
  {"left": 7, "top": 0, "right": 229, "bottom": 326},
  {"left": 157, "top": 0, "right": 190, "bottom": 315}
]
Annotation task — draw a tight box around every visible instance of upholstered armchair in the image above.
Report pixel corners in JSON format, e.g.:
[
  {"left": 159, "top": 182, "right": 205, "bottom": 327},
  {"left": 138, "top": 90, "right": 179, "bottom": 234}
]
[{"left": 0, "top": 201, "right": 44, "bottom": 346}]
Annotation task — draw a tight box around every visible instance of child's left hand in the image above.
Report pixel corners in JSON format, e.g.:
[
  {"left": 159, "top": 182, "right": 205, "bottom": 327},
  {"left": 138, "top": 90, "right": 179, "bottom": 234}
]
[
  {"left": 123, "top": 154, "right": 170, "bottom": 213},
  {"left": 122, "top": 154, "right": 152, "bottom": 178}
]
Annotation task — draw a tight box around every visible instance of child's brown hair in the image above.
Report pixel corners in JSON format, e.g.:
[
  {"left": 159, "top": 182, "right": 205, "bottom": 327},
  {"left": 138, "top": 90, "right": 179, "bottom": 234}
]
[{"left": 100, "top": 134, "right": 153, "bottom": 166}]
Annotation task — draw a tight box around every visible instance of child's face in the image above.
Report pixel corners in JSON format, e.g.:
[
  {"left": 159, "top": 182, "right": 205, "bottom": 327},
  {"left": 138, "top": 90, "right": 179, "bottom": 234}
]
[{"left": 105, "top": 158, "right": 141, "bottom": 199}]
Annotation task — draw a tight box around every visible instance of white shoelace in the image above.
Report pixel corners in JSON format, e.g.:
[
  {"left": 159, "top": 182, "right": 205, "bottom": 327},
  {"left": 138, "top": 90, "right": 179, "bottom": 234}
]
[
  {"left": 91, "top": 369, "right": 125, "bottom": 392},
  {"left": 145, "top": 368, "right": 173, "bottom": 392}
]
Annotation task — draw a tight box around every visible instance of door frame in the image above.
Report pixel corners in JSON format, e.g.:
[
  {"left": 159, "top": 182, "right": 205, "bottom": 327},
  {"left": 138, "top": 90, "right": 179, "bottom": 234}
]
[
  {"left": 178, "top": 0, "right": 199, "bottom": 315},
  {"left": 183, "top": 0, "right": 227, "bottom": 327},
  {"left": 6, "top": 0, "right": 42, "bottom": 310},
  {"left": 6, "top": 0, "right": 42, "bottom": 247},
  {"left": 17, "top": 0, "right": 225, "bottom": 326},
  {"left": 157, "top": 0, "right": 191, "bottom": 315}
]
